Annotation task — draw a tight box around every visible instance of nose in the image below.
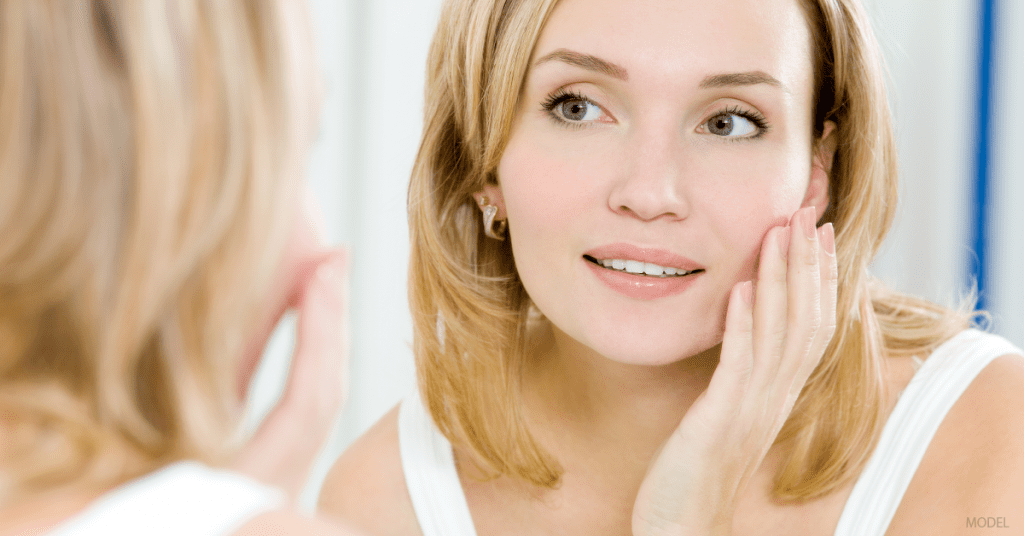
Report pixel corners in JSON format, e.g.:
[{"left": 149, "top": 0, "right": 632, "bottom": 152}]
[{"left": 607, "top": 123, "right": 689, "bottom": 222}]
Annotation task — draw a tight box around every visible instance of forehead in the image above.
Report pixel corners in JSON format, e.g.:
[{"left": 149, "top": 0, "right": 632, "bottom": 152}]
[{"left": 532, "top": 0, "right": 814, "bottom": 96}]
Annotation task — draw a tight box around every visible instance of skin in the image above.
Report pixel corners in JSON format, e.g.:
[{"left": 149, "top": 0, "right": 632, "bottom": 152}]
[
  {"left": 493, "top": 0, "right": 823, "bottom": 368},
  {"left": 320, "top": 0, "right": 1024, "bottom": 534}
]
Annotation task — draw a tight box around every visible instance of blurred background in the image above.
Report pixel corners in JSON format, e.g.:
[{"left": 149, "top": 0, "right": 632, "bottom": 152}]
[{"left": 241, "top": 0, "right": 1024, "bottom": 508}]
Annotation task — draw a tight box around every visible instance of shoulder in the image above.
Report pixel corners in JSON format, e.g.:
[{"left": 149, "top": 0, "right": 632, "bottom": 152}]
[
  {"left": 890, "top": 346, "right": 1024, "bottom": 533},
  {"left": 317, "top": 403, "right": 423, "bottom": 536},
  {"left": 233, "top": 510, "right": 367, "bottom": 536}
]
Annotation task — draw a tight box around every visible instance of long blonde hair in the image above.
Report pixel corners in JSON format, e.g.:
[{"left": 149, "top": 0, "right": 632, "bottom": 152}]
[
  {"left": 409, "top": 0, "right": 973, "bottom": 500},
  {"left": 0, "top": 0, "right": 314, "bottom": 501}
]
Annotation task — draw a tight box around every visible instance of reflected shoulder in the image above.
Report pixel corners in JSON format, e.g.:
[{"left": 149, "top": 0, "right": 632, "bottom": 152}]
[{"left": 317, "top": 404, "right": 422, "bottom": 536}]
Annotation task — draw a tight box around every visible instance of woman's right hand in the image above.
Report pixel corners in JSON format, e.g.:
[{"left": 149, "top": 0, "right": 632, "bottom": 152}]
[{"left": 632, "top": 206, "right": 838, "bottom": 536}]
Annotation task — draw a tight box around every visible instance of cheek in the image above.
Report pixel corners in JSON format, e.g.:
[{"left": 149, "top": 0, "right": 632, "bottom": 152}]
[
  {"left": 697, "top": 141, "right": 808, "bottom": 209},
  {"left": 692, "top": 146, "right": 810, "bottom": 271},
  {"left": 498, "top": 135, "right": 599, "bottom": 243}
]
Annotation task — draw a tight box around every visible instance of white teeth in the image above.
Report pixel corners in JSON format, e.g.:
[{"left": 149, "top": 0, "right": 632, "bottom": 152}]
[{"left": 594, "top": 258, "right": 692, "bottom": 277}]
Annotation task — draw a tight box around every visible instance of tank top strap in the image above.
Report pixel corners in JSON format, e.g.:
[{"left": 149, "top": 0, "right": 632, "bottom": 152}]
[
  {"left": 398, "top": 390, "right": 479, "bottom": 536},
  {"left": 47, "top": 461, "right": 285, "bottom": 535},
  {"left": 834, "top": 329, "right": 1023, "bottom": 535}
]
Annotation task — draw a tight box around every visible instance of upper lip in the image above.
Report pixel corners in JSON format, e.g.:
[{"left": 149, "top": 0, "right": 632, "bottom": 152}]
[{"left": 583, "top": 243, "right": 704, "bottom": 272}]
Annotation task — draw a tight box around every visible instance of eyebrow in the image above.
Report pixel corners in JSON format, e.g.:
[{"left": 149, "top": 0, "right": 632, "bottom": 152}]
[
  {"left": 699, "top": 71, "right": 789, "bottom": 93},
  {"left": 533, "top": 49, "right": 788, "bottom": 93},
  {"left": 534, "top": 49, "right": 629, "bottom": 80}
]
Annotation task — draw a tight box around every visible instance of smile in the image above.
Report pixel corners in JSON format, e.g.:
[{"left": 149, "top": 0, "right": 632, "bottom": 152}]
[{"left": 583, "top": 255, "right": 704, "bottom": 278}]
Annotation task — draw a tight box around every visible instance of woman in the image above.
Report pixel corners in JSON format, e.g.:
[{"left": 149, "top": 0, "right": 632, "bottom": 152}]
[
  {"left": 0, "top": 1, "right": 361, "bottom": 534},
  {"left": 319, "top": 0, "right": 1024, "bottom": 534}
]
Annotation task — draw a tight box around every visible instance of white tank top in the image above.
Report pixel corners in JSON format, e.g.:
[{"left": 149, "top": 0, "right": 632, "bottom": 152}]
[
  {"left": 46, "top": 461, "right": 286, "bottom": 535},
  {"left": 398, "top": 329, "right": 1022, "bottom": 536}
]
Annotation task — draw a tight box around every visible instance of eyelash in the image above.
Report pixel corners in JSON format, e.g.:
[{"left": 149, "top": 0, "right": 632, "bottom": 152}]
[
  {"left": 540, "top": 89, "right": 771, "bottom": 139},
  {"left": 541, "top": 89, "right": 597, "bottom": 129}
]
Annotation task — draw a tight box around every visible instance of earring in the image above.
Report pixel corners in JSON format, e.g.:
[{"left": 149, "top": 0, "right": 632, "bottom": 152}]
[{"left": 478, "top": 196, "right": 507, "bottom": 240}]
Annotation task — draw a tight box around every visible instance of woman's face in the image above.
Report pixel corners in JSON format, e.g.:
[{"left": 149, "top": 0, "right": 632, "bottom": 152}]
[{"left": 493, "top": 0, "right": 830, "bottom": 365}]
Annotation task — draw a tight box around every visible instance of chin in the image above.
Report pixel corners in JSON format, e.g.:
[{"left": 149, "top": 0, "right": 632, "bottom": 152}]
[
  {"left": 590, "top": 293, "right": 732, "bottom": 364},
  {"left": 586, "top": 324, "right": 725, "bottom": 367}
]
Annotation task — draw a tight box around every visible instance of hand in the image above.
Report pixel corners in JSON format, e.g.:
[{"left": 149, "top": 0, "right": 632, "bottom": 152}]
[
  {"left": 232, "top": 250, "right": 350, "bottom": 499},
  {"left": 632, "top": 207, "right": 838, "bottom": 536}
]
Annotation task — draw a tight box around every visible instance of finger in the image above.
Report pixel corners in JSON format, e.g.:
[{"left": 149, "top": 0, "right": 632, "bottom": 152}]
[
  {"left": 771, "top": 209, "right": 825, "bottom": 435},
  {"left": 282, "top": 249, "right": 349, "bottom": 427},
  {"left": 749, "top": 224, "right": 790, "bottom": 393},
  {"left": 801, "top": 222, "right": 837, "bottom": 380},
  {"left": 778, "top": 207, "right": 822, "bottom": 379},
  {"left": 776, "top": 223, "right": 837, "bottom": 438},
  {"left": 701, "top": 280, "right": 755, "bottom": 412},
  {"left": 231, "top": 251, "right": 349, "bottom": 496}
]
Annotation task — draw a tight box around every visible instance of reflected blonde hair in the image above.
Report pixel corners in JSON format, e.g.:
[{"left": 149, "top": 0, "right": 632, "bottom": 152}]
[
  {"left": 409, "top": 0, "right": 973, "bottom": 500},
  {"left": 0, "top": 0, "right": 314, "bottom": 500}
]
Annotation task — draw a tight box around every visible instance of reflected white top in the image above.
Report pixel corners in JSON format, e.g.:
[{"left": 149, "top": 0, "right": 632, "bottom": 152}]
[
  {"left": 399, "top": 329, "right": 1022, "bottom": 536},
  {"left": 47, "top": 461, "right": 285, "bottom": 536}
]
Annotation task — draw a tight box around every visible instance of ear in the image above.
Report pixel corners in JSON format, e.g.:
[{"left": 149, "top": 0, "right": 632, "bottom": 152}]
[
  {"left": 473, "top": 183, "right": 507, "bottom": 220},
  {"left": 802, "top": 120, "right": 837, "bottom": 221}
]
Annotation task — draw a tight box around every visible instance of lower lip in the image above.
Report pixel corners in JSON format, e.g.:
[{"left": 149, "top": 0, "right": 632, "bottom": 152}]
[{"left": 584, "top": 259, "right": 701, "bottom": 300}]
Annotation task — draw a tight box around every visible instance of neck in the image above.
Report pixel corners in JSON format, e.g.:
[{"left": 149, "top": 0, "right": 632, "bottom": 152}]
[{"left": 522, "top": 320, "right": 720, "bottom": 459}]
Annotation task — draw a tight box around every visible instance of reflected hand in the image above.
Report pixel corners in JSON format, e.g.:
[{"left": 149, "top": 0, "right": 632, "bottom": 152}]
[
  {"left": 233, "top": 251, "right": 349, "bottom": 499},
  {"left": 633, "top": 207, "right": 838, "bottom": 536}
]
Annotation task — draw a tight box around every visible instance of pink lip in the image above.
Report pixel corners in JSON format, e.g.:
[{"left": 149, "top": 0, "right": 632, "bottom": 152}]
[{"left": 582, "top": 243, "right": 704, "bottom": 300}]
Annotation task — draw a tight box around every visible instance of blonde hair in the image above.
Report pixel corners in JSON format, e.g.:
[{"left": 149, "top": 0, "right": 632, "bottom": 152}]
[
  {"left": 0, "top": 0, "right": 314, "bottom": 501},
  {"left": 409, "top": 0, "right": 974, "bottom": 500}
]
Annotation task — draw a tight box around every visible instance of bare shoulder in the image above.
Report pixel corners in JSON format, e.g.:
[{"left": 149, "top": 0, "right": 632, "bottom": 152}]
[
  {"left": 891, "top": 352, "right": 1024, "bottom": 534},
  {"left": 233, "top": 509, "right": 367, "bottom": 536},
  {"left": 317, "top": 404, "right": 422, "bottom": 536}
]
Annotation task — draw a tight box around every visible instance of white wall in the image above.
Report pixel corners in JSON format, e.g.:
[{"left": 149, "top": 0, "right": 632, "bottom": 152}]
[
  {"left": 862, "top": 0, "right": 975, "bottom": 307},
  {"left": 243, "top": 0, "right": 1024, "bottom": 508},
  {"left": 300, "top": 0, "right": 444, "bottom": 508},
  {"left": 243, "top": 0, "right": 442, "bottom": 509}
]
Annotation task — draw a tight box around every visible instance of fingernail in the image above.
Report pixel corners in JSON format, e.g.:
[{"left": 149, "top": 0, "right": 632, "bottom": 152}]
[
  {"left": 778, "top": 226, "right": 791, "bottom": 259},
  {"left": 742, "top": 280, "right": 753, "bottom": 305},
  {"left": 820, "top": 223, "right": 835, "bottom": 255},
  {"left": 316, "top": 253, "right": 346, "bottom": 282},
  {"left": 316, "top": 265, "right": 338, "bottom": 289},
  {"left": 802, "top": 207, "right": 817, "bottom": 240}
]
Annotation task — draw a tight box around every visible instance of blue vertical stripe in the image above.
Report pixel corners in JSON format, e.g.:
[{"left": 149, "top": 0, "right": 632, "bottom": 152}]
[{"left": 970, "top": 0, "right": 997, "bottom": 311}]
